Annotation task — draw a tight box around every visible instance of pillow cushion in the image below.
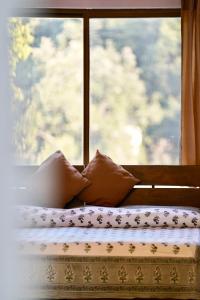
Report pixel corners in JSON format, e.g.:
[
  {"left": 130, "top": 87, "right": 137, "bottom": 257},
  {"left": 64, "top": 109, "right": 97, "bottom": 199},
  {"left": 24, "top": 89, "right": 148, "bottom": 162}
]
[
  {"left": 29, "top": 151, "right": 90, "bottom": 208},
  {"left": 78, "top": 150, "right": 140, "bottom": 207}
]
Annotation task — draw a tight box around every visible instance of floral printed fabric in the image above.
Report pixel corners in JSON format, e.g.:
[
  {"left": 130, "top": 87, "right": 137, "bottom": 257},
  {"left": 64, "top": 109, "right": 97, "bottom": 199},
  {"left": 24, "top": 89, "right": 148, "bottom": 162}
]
[
  {"left": 17, "top": 205, "right": 200, "bottom": 229},
  {"left": 16, "top": 227, "right": 200, "bottom": 257},
  {"left": 20, "top": 254, "right": 200, "bottom": 299}
]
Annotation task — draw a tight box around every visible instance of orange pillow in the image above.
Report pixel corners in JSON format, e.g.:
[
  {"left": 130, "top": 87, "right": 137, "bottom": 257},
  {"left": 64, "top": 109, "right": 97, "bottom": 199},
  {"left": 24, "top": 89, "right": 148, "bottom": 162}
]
[
  {"left": 78, "top": 150, "right": 140, "bottom": 207},
  {"left": 29, "top": 151, "right": 90, "bottom": 208}
]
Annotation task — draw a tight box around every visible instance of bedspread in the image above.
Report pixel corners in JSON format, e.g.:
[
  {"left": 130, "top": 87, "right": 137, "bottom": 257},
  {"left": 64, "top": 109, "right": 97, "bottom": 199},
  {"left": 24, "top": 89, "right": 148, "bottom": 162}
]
[
  {"left": 17, "top": 205, "right": 200, "bottom": 229},
  {"left": 17, "top": 226, "right": 200, "bottom": 299}
]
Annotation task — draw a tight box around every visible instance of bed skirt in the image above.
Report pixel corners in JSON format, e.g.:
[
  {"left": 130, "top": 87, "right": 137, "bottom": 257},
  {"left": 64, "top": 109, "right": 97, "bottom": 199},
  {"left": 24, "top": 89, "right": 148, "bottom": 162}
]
[{"left": 20, "top": 253, "right": 200, "bottom": 299}]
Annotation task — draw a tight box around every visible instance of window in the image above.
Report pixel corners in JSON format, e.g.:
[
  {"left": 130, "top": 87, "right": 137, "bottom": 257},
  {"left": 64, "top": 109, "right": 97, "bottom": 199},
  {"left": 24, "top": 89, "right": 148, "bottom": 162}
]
[
  {"left": 90, "top": 18, "right": 181, "bottom": 164},
  {"left": 10, "top": 17, "right": 83, "bottom": 165},
  {"left": 10, "top": 9, "right": 181, "bottom": 166}
]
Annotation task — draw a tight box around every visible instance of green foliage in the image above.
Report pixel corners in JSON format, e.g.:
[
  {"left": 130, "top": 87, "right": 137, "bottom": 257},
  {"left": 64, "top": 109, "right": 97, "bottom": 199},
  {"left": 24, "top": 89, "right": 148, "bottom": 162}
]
[
  {"left": 90, "top": 42, "right": 148, "bottom": 163},
  {"left": 9, "top": 18, "right": 33, "bottom": 71},
  {"left": 10, "top": 17, "right": 181, "bottom": 165},
  {"left": 90, "top": 18, "right": 181, "bottom": 164}
]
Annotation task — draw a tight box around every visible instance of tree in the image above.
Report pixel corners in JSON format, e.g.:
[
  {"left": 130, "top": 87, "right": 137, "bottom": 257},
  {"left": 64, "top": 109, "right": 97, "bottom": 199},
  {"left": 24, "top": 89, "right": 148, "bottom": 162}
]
[
  {"left": 90, "top": 42, "right": 149, "bottom": 163},
  {"left": 10, "top": 17, "right": 181, "bottom": 165}
]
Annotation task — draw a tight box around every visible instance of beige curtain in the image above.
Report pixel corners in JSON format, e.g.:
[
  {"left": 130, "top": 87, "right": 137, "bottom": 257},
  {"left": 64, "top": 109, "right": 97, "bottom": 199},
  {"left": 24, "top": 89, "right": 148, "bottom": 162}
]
[{"left": 181, "top": 0, "right": 200, "bottom": 164}]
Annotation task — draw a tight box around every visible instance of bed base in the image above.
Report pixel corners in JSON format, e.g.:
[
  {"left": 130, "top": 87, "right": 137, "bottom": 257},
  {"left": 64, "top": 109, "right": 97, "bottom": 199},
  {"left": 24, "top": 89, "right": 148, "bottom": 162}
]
[{"left": 17, "top": 165, "right": 200, "bottom": 300}]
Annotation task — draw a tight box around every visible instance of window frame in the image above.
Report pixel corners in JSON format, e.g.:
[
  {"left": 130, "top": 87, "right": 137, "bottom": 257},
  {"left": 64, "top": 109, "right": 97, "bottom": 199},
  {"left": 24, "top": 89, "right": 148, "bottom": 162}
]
[{"left": 13, "top": 7, "right": 181, "bottom": 167}]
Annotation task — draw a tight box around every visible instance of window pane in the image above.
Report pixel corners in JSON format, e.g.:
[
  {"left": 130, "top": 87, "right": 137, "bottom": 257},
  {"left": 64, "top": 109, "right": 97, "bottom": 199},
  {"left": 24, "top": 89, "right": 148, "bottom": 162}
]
[
  {"left": 90, "top": 18, "right": 181, "bottom": 164},
  {"left": 10, "top": 18, "right": 83, "bottom": 165}
]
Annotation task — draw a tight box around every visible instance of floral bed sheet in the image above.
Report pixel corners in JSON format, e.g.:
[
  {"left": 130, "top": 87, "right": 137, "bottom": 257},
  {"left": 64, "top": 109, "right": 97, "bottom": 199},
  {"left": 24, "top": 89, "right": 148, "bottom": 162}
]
[
  {"left": 17, "top": 205, "right": 200, "bottom": 299},
  {"left": 17, "top": 227, "right": 200, "bottom": 258},
  {"left": 17, "top": 205, "right": 200, "bottom": 229}
]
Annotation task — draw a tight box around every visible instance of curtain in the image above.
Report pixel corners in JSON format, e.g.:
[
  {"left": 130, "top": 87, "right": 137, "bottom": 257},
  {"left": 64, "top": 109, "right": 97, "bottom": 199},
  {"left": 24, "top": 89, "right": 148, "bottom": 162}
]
[{"left": 181, "top": 0, "right": 200, "bottom": 164}]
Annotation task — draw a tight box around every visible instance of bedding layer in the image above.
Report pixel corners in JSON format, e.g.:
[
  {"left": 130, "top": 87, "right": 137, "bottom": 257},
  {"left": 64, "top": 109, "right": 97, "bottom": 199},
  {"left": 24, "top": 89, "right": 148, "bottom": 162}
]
[
  {"left": 17, "top": 205, "right": 200, "bottom": 229},
  {"left": 18, "top": 226, "right": 200, "bottom": 299},
  {"left": 17, "top": 227, "right": 199, "bottom": 257}
]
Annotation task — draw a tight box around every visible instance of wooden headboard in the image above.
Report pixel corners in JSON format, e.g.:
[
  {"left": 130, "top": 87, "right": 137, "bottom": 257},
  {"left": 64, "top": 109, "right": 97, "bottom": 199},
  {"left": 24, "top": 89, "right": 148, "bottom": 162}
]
[
  {"left": 14, "top": 165, "right": 200, "bottom": 208},
  {"left": 121, "top": 165, "right": 200, "bottom": 207}
]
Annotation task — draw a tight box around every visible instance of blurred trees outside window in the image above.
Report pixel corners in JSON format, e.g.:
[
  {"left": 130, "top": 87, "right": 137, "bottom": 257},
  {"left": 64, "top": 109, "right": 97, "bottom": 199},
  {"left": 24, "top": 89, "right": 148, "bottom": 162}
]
[
  {"left": 10, "top": 18, "right": 83, "bottom": 165},
  {"left": 9, "top": 17, "right": 181, "bottom": 165}
]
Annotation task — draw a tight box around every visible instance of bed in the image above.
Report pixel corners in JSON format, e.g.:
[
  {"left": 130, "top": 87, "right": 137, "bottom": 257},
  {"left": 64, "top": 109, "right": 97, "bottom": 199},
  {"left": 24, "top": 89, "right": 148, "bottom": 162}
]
[{"left": 15, "top": 165, "right": 200, "bottom": 299}]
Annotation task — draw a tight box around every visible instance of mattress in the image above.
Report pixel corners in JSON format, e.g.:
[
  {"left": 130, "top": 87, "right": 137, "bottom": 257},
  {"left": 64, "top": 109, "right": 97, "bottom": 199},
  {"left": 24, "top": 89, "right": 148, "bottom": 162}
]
[
  {"left": 17, "top": 226, "right": 200, "bottom": 299},
  {"left": 17, "top": 227, "right": 200, "bottom": 257}
]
